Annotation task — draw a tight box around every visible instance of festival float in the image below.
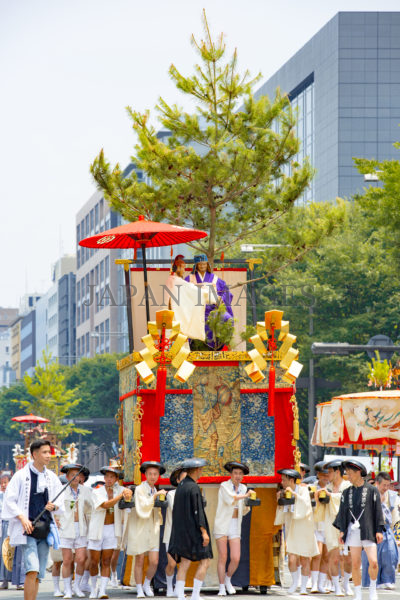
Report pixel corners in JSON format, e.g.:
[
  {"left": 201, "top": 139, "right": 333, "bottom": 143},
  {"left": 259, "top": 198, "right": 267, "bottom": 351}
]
[
  {"left": 312, "top": 390, "right": 400, "bottom": 479},
  {"left": 80, "top": 216, "right": 303, "bottom": 591}
]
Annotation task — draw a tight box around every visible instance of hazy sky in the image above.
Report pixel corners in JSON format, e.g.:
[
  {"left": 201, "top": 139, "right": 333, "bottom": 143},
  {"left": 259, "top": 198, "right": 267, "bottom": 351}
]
[{"left": 1, "top": 0, "right": 399, "bottom": 307}]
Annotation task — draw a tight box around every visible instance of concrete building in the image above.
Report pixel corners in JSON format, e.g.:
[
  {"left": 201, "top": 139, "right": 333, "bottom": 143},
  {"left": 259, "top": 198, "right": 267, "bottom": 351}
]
[
  {"left": 0, "top": 308, "right": 18, "bottom": 387},
  {"left": 10, "top": 316, "right": 22, "bottom": 380},
  {"left": 20, "top": 309, "right": 36, "bottom": 376},
  {"left": 255, "top": 11, "right": 400, "bottom": 202},
  {"left": 0, "top": 330, "right": 15, "bottom": 387}
]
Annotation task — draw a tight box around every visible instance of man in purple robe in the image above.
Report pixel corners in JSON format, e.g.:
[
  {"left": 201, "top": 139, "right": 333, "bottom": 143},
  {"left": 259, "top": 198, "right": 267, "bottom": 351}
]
[{"left": 185, "top": 254, "right": 234, "bottom": 349}]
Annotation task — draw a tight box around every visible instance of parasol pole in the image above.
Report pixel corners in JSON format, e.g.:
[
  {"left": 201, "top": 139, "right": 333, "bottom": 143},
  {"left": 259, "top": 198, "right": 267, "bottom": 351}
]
[
  {"left": 27, "top": 443, "right": 106, "bottom": 532},
  {"left": 141, "top": 243, "right": 150, "bottom": 325},
  {"left": 124, "top": 263, "right": 134, "bottom": 353}
]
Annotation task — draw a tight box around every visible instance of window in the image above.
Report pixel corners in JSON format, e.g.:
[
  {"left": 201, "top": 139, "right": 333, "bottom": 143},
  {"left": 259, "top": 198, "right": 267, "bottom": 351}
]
[
  {"left": 100, "top": 260, "right": 104, "bottom": 285},
  {"left": 95, "top": 265, "right": 99, "bottom": 286},
  {"left": 105, "top": 255, "right": 109, "bottom": 280},
  {"left": 95, "top": 204, "right": 99, "bottom": 233},
  {"left": 90, "top": 209, "right": 94, "bottom": 234},
  {"left": 77, "top": 338, "right": 81, "bottom": 357},
  {"left": 77, "top": 223, "right": 80, "bottom": 243},
  {"left": 95, "top": 326, "right": 99, "bottom": 354},
  {"left": 85, "top": 274, "right": 90, "bottom": 320},
  {"left": 86, "top": 332, "right": 89, "bottom": 356},
  {"left": 82, "top": 334, "right": 85, "bottom": 355},
  {"left": 105, "top": 319, "right": 110, "bottom": 353},
  {"left": 288, "top": 75, "right": 315, "bottom": 203},
  {"left": 100, "top": 321, "right": 104, "bottom": 353}
]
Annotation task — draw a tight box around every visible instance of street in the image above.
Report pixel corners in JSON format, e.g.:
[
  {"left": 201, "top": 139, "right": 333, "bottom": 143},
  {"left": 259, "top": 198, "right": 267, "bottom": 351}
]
[{"left": 4, "top": 573, "right": 400, "bottom": 600}]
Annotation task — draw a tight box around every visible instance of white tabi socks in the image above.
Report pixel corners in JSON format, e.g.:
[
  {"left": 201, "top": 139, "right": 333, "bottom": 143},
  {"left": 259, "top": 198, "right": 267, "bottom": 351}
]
[
  {"left": 89, "top": 575, "right": 98, "bottom": 599},
  {"left": 143, "top": 577, "right": 154, "bottom": 597},
  {"left": 81, "top": 570, "right": 91, "bottom": 593},
  {"left": 166, "top": 574, "right": 175, "bottom": 597},
  {"left": 343, "top": 572, "right": 353, "bottom": 596},
  {"left": 354, "top": 585, "right": 362, "bottom": 600},
  {"left": 318, "top": 573, "right": 327, "bottom": 593},
  {"left": 73, "top": 574, "right": 85, "bottom": 598},
  {"left": 218, "top": 583, "right": 227, "bottom": 596},
  {"left": 369, "top": 579, "right": 378, "bottom": 600},
  {"left": 110, "top": 570, "right": 118, "bottom": 588},
  {"left": 191, "top": 578, "right": 203, "bottom": 600},
  {"left": 175, "top": 580, "right": 185, "bottom": 600},
  {"left": 300, "top": 575, "right": 309, "bottom": 595},
  {"left": 224, "top": 576, "right": 236, "bottom": 595},
  {"left": 332, "top": 575, "right": 344, "bottom": 597},
  {"left": 288, "top": 570, "right": 299, "bottom": 594},
  {"left": 297, "top": 565, "right": 302, "bottom": 589},
  {"left": 98, "top": 576, "right": 109, "bottom": 599},
  {"left": 63, "top": 576, "right": 73, "bottom": 599},
  {"left": 53, "top": 576, "right": 63, "bottom": 598},
  {"left": 310, "top": 571, "right": 319, "bottom": 593}
]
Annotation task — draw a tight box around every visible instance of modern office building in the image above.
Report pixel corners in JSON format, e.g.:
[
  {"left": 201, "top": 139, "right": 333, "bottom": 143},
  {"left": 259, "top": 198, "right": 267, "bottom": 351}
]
[
  {"left": 20, "top": 309, "right": 36, "bottom": 376},
  {"left": 0, "top": 308, "right": 18, "bottom": 387},
  {"left": 35, "top": 255, "right": 77, "bottom": 366},
  {"left": 10, "top": 316, "right": 22, "bottom": 380},
  {"left": 256, "top": 11, "right": 400, "bottom": 202}
]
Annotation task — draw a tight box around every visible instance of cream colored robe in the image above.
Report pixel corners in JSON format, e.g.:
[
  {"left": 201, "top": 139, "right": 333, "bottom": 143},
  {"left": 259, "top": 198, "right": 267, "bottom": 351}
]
[
  {"left": 162, "top": 489, "right": 175, "bottom": 546},
  {"left": 213, "top": 481, "right": 250, "bottom": 537},
  {"left": 274, "top": 485, "right": 319, "bottom": 557},
  {"left": 126, "top": 481, "right": 162, "bottom": 556},
  {"left": 313, "top": 479, "right": 351, "bottom": 551},
  {"left": 88, "top": 483, "right": 126, "bottom": 545}
]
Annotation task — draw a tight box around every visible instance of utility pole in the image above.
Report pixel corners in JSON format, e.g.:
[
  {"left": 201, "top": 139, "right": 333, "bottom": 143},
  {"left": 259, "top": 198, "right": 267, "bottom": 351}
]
[{"left": 308, "top": 306, "right": 316, "bottom": 467}]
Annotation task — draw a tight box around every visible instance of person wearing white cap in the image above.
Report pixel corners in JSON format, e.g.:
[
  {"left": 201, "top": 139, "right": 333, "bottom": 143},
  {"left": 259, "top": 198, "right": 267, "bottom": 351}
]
[
  {"left": 214, "top": 461, "right": 251, "bottom": 596},
  {"left": 274, "top": 468, "right": 319, "bottom": 595},
  {"left": 87, "top": 467, "right": 131, "bottom": 599},
  {"left": 126, "top": 461, "right": 167, "bottom": 598},
  {"left": 333, "top": 460, "right": 385, "bottom": 600}
]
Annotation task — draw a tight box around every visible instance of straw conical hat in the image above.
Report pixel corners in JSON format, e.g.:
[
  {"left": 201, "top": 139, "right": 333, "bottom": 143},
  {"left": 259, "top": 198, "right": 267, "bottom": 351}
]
[{"left": 2, "top": 536, "right": 14, "bottom": 572}]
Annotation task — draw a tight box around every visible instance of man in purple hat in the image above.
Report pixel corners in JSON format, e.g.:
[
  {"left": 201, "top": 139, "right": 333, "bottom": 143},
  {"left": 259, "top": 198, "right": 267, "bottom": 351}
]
[{"left": 185, "top": 255, "right": 233, "bottom": 349}]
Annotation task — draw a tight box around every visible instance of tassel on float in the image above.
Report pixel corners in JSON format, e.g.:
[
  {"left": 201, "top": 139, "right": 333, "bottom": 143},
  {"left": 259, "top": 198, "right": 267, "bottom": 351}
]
[
  {"left": 268, "top": 364, "right": 275, "bottom": 417},
  {"left": 155, "top": 366, "right": 167, "bottom": 417}
]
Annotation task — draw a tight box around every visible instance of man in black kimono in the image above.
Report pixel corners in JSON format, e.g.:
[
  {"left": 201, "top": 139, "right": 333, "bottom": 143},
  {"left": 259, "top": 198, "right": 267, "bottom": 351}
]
[
  {"left": 168, "top": 458, "right": 212, "bottom": 600},
  {"left": 333, "top": 460, "right": 385, "bottom": 600}
]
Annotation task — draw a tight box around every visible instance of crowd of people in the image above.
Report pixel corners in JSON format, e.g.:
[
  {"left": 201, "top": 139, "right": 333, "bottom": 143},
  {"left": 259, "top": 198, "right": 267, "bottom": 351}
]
[
  {"left": 1, "top": 440, "right": 400, "bottom": 600},
  {"left": 0, "top": 440, "right": 254, "bottom": 600},
  {"left": 275, "top": 459, "right": 400, "bottom": 600}
]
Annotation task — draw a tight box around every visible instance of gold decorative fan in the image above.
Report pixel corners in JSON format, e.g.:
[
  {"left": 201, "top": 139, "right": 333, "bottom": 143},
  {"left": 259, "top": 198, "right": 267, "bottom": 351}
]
[{"left": 2, "top": 536, "right": 14, "bottom": 572}]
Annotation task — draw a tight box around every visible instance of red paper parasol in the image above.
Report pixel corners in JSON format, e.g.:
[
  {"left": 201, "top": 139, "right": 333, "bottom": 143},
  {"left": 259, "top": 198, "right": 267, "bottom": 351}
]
[
  {"left": 79, "top": 215, "right": 208, "bottom": 347},
  {"left": 79, "top": 216, "right": 208, "bottom": 250},
  {"left": 11, "top": 413, "right": 50, "bottom": 424}
]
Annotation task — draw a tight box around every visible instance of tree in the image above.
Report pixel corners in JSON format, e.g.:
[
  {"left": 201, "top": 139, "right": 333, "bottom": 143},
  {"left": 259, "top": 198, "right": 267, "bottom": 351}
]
[
  {"left": 12, "top": 351, "right": 89, "bottom": 440},
  {"left": 354, "top": 145, "right": 400, "bottom": 260},
  {"left": 90, "top": 12, "right": 343, "bottom": 268},
  {"left": 249, "top": 203, "right": 400, "bottom": 459}
]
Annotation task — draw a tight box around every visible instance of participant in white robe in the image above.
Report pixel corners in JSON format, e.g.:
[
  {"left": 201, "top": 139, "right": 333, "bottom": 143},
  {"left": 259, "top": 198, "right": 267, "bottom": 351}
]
[
  {"left": 214, "top": 461, "right": 251, "bottom": 596},
  {"left": 1, "top": 463, "right": 64, "bottom": 547},
  {"left": 274, "top": 468, "right": 319, "bottom": 595},
  {"left": 126, "top": 461, "right": 166, "bottom": 598}
]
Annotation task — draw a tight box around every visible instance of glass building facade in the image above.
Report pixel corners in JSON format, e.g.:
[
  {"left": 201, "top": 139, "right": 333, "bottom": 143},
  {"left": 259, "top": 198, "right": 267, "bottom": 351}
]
[{"left": 256, "top": 11, "right": 400, "bottom": 202}]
